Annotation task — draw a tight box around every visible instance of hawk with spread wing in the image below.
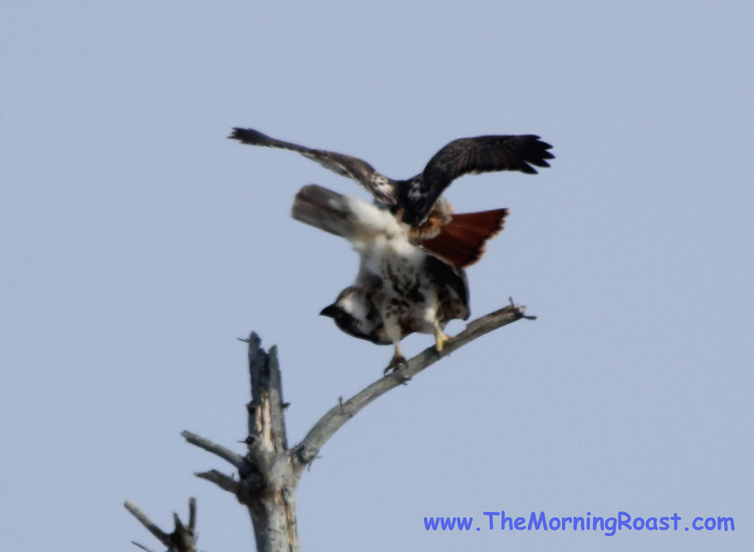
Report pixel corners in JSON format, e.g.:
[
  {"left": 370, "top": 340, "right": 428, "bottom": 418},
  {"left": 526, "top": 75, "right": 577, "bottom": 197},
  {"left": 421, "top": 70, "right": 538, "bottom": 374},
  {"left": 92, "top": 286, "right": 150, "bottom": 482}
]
[
  {"left": 230, "top": 127, "right": 553, "bottom": 269},
  {"left": 232, "top": 127, "right": 554, "bottom": 369},
  {"left": 292, "top": 184, "right": 469, "bottom": 372}
]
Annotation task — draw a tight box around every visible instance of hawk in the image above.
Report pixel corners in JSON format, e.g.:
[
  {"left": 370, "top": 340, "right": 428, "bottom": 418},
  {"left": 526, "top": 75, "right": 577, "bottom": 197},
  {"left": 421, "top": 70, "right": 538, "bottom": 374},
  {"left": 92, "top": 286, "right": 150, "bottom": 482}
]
[
  {"left": 230, "top": 127, "right": 554, "bottom": 268},
  {"left": 292, "top": 184, "right": 469, "bottom": 372}
]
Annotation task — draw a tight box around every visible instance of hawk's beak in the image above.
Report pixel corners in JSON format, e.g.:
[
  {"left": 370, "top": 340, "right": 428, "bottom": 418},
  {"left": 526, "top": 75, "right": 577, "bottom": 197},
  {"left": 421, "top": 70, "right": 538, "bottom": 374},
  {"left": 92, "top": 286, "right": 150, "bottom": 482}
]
[{"left": 320, "top": 305, "right": 340, "bottom": 318}]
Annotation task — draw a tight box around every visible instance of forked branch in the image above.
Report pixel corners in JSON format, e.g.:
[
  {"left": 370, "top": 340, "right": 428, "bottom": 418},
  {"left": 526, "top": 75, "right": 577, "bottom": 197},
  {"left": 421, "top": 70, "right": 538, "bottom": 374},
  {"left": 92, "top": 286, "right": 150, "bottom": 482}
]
[
  {"left": 124, "top": 498, "right": 198, "bottom": 552},
  {"left": 163, "top": 300, "right": 530, "bottom": 552}
]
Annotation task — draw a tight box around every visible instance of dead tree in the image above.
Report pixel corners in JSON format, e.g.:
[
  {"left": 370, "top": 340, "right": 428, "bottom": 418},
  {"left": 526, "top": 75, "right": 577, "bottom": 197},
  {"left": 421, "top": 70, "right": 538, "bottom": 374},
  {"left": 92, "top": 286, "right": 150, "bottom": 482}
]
[{"left": 126, "top": 301, "right": 533, "bottom": 552}]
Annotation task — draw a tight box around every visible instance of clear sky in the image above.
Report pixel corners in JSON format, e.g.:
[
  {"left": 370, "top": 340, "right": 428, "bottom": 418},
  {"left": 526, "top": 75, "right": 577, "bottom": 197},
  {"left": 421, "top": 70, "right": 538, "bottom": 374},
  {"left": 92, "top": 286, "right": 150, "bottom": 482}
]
[{"left": 2, "top": 2, "right": 752, "bottom": 551}]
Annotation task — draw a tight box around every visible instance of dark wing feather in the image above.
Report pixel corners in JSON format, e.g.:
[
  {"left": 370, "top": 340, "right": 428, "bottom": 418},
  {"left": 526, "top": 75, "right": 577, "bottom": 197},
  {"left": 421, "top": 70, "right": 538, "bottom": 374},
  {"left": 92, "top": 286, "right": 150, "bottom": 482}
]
[
  {"left": 401, "top": 135, "right": 554, "bottom": 225},
  {"left": 230, "top": 128, "right": 397, "bottom": 204}
]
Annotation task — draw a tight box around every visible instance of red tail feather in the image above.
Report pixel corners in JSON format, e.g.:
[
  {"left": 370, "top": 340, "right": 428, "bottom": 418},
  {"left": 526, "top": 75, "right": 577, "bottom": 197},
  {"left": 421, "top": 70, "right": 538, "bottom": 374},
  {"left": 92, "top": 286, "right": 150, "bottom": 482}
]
[{"left": 420, "top": 208, "right": 508, "bottom": 268}]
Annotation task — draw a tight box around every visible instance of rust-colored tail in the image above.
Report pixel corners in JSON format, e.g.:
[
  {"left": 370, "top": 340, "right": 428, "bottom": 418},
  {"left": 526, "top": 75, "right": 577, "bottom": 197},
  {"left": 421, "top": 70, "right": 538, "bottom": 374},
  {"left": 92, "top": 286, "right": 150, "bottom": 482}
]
[{"left": 419, "top": 209, "right": 508, "bottom": 268}]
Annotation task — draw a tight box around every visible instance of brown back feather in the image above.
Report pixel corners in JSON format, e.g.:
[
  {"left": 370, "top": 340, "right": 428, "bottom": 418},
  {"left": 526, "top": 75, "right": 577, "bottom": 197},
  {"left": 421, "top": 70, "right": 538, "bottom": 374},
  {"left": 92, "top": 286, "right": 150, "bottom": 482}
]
[{"left": 419, "top": 208, "right": 508, "bottom": 268}]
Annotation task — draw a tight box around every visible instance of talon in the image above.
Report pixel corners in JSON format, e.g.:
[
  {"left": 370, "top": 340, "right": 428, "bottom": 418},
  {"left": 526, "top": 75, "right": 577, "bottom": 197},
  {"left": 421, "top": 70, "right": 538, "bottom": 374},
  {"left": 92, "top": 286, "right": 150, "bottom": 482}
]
[
  {"left": 384, "top": 354, "right": 407, "bottom": 376},
  {"left": 384, "top": 342, "right": 407, "bottom": 375}
]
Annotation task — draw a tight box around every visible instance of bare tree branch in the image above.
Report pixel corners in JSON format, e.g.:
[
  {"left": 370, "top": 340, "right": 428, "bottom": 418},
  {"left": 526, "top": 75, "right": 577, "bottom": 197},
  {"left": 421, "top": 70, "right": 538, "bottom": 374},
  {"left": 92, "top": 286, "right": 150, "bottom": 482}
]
[
  {"left": 169, "top": 513, "right": 196, "bottom": 552},
  {"left": 265, "top": 344, "right": 288, "bottom": 452},
  {"left": 188, "top": 497, "right": 196, "bottom": 533},
  {"left": 195, "top": 469, "right": 242, "bottom": 495},
  {"left": 294, "top": 302, "right": 530, "bottom": 465},
  {"left": 131, "top": 541, "right": 158, "bottom": 552},
  {"left": 245, "top": 333, "right": 289, "bottom": 468},
  {"left": 165, "top": 302, "right": 527, "bottom": 551},
  {"left": 241, "top": 332, "right": 301, "bottom": 552},
  {"left": 125, "top": 500, "right": 171, "bottom": 547},
  {"left": 181, "top": 430, "right": 246, "bottom": 472},
  {"left": 125, "top": 498, "right": 198, "bottom": 552}
]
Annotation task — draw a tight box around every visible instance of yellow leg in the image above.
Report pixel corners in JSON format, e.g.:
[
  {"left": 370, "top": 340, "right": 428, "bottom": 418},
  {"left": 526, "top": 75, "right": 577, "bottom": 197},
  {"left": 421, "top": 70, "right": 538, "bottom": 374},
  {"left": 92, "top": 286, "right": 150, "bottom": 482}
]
[{"left": 434, "top": 322, "right": 451, "bottom": 352}]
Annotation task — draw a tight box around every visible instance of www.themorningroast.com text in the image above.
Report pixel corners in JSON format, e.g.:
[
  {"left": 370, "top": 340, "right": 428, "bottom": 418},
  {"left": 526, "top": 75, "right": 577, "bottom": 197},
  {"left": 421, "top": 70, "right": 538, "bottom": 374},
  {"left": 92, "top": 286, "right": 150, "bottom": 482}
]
[{"left": 423, "top": 511, "right": 734, "bottom": 536}]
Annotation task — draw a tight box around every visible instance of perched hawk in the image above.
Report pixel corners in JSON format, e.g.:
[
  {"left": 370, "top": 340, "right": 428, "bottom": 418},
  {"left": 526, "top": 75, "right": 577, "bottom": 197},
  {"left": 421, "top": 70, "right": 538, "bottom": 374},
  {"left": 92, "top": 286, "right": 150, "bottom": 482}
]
[
  {"left": 230, "top": 127, "right": 554, "bottom": 268},
  {"left": 292, "top": 184, "right": 469, "bottom": 372}
]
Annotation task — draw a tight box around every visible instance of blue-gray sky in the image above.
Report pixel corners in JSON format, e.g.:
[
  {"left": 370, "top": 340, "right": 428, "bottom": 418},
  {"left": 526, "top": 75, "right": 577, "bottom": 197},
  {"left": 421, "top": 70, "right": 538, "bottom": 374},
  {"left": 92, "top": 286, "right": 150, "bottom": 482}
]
[{"left": 2, "top": 2, "right": 752, "bottom": 551}]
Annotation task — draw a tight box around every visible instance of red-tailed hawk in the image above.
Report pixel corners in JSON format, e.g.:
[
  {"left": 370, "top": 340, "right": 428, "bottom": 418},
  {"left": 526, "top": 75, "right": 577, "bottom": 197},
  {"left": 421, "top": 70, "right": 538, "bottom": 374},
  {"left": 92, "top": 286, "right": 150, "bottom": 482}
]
[
  {"left": 230, "top": 127, "right": 554, "bottom": 268},
  {"left": 292, "top": 184, "right": 469, "bottom": 372}
]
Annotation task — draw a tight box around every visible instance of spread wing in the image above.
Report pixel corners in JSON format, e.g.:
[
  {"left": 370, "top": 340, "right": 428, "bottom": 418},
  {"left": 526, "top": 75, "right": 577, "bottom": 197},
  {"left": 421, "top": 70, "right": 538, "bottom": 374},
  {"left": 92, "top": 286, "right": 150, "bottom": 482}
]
[
  {"left": 230, "top": 128, "right": 397, "bottom": 205},
  {"left": 400, "top": 135, "right": 554, "bottom": 225}
]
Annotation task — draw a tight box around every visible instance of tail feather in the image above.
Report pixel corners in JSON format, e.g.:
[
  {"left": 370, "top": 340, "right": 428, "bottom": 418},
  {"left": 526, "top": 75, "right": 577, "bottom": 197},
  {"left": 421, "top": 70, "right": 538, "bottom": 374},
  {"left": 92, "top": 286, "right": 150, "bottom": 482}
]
[
  {"left": 292, "top": 184, "right": 354, "bottom": 237},
  {"left": 292, "top": 184, "right": 401, "bottom": 240},
  {"left": 419, "top": 208, "right": 508, "bottom": 268}
]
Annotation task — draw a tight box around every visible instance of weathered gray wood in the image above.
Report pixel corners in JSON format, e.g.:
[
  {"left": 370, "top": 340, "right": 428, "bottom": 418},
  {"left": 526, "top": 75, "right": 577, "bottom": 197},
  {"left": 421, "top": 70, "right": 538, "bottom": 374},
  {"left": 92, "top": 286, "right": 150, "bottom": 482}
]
[
  {"left": 124, "top": 498, "right": 198, "bottom": 552},
  {"left": 241, "top": 334, "right": 301, "bottom": 552},
  {"left": 173, "top": 301, "right": 530, "bottom": 551},
  {"left": 195, "top": 469, "right": 242, "bottom": 494},
  {"left": 181, "top": 430, "right": 246, "bottom": 471}
]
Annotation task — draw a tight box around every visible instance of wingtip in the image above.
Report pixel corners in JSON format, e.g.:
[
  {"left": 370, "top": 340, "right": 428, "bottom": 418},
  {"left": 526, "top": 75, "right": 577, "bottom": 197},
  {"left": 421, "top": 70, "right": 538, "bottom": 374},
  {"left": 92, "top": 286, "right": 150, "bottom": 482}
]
[
  {"left": 522, "top": 136, "right": 555, "bottom": 171},
  {"left": 540, "top": 144, "right": 555, "bottom": 160},
  {"left": 228, "top": 127, "right": 269, "bottom": 145}
]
